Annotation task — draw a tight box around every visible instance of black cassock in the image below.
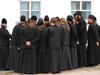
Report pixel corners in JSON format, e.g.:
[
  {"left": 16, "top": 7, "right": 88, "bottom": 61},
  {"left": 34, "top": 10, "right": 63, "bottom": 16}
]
[
  {"left": 46, "top": 26, "right": 63, "bottom": 73},
  {"left": 61, "top": 24, "right": 72, "bottom": 70},
  {"left": 17, "top": 25, "right": 40, "bottom": 74},
  {"left": 37, "top": 27, "right": 48, "bottom": 73},
  {"left": 69, "top": 23, "right": 78, "bottom": 69},
  {"left": 0, "top": 27, "right": 11, "bottom": 70},
  {"left": 96, "top": 24, "right": 100, "bottom": 64},
  {"left": 76, "top": 18, "right": 87, "bottom": 67},
  {"left": 7, "top": 23, "right": 24, "bottom": 71},
  {"left": 87, "top": 22, "right": 99, "bottom": 65}
]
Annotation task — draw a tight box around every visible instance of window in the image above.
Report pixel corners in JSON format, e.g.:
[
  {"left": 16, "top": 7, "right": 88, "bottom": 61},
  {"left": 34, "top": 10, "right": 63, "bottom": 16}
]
[
  {"left": 71, "top": 1, "right": 91, "bottom": 19},
  {"left": 20, "top": 1, "right": 40, "bottom": 20}
]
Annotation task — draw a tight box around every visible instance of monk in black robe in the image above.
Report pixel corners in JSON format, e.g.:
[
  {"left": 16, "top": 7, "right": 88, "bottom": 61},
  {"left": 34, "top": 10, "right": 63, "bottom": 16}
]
[
  {"left": 0, "top": 18, "right": 11, "bottom": 70},
  {"left": 44, "top": 15, "right": 50, "bottom": 28},
  {"left": 87, "top": 14, "right": 99, "bottom": 66},
  {"left": 94, "top": 16, "right": 100, "bottom": 64},
  {"left": 59, "top": 18, "right": 72, "bottom": 70},
  {"left": 37, "top": 19, "right": 48, "bottom": 73},
  {"left": 7, "top": 15, "right": 26, "bottom": 71},
  {"left": 67, "top": 15, "right": 78, "bottom": 69},
  {"left": 46, "top": 18, "right": 62, "bottom": 73},
  {"left": 17, "top": 16, "right": 40, "bottom": 74},
  {"left": 75, "top": 11, "right": 87, "bottom": 67}
]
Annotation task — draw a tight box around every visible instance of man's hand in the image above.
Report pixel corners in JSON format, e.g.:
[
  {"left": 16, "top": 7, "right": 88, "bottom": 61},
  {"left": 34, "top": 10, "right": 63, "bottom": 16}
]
[
  {"left": 18, "top": 47, "right": 20, "bottom": 50},
  {"left": 76, "top": 41, "right": 79, "bottom": 45},
  {"left": 96, "top": 42, "right": 99, "bottom": 46},
  {"left": 26, "top": 41, "right": 31, "bottom": 46}
]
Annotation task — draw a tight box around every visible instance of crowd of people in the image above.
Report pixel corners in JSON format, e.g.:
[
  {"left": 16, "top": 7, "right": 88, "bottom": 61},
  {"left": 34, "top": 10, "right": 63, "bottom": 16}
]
[{"left": 0, "top": 11, "right": 100, "bottom": 74}]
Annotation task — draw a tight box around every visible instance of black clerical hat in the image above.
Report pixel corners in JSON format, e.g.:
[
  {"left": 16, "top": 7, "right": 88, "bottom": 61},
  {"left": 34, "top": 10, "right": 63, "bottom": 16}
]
[
  {"left": 88, "top": 14, "right": 94, "bottom": 20},
  {"left": 2, "top": 18, "right": 7, "bottom": 24},
  {"left": 31, "top": 15, "right": 37, "bottom": 21},
  {"left": 56, "top": 16, "right": 59, "bottom": 21},
  {"left": 67, "top": 15, "right": 73, "bottom": 22},
  {"left": 38, "top": 19, "right": 44, "bottom": 26},
  {"left": 75, "top": 11, "right": 82, "bottom": 16},
  {"left": 44, "top": 15, "right": 49, "bottom": 21},
  {"left": 20, "top": 15, "right": 26, "bottom": 22}
]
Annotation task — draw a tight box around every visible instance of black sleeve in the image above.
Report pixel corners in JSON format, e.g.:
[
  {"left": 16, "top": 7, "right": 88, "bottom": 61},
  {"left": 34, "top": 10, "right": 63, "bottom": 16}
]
[
  {"left": 77, "top": 20, "right": 86, "bottom": 34},
  {"left": 71, "top": 25, "right": 78, "bottom": 42},
  {"left": 60, "top": 26, "right": 64, "bottom": 46},
  {"left": 92, "top": 25, "right": 99, "bottom": 42},
  {"left": 18, "top": 28, "right": 23, "bottom": 47},
  {"left": 0, "top": 29, "right": 11, "bottom": 38},
  {"left": 12, "top": 26, "right": 20, "bottom": 46},
  {"left": 30, "top": 28, "right": 40, "bottom": 44},
  {"left": 46, "top": 28, "right": 51, "bottom": 40},
  {"left": 21, "top": 28, "right": 26, "bottom": 44}
]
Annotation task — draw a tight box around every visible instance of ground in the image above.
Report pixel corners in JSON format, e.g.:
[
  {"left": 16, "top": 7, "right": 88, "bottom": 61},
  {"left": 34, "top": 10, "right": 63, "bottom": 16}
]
[{"left": 0, "top": 65, "right": 100, "bottom": 75}]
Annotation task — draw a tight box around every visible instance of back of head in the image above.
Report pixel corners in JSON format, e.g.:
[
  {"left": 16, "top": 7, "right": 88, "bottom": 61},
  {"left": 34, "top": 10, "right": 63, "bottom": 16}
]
[
  {"left": 50, "top": 18, "right": 58, "bottom": 27},
  {"left": 61, "top": 18, "right": 70, "bottom": 31},
  {"left": 38, "top": 18, "right": 44, "bottom": 26},
  {"left": 20, "top": 15, "right": 26, "bottom": 22},
  {"left": 29, "top": 15, "right": 37, "bottom": 28},
  {"left": 56, "top": 16, "right": 60, "bottom": 21},
  {"left": 67, "top": 15, "right": 73, "bottom": 22},
  {"left": 75, "top": 11, "right": 82, "bottom": 16},
  {"left": 44, "top": 15, "right": 49, "bottom": 21},
  {"left": 31, "top": 15, "right": 37, "bottom": 21},
  {"left": 38, "top": 18, "right": 44, "bottom": 31}
]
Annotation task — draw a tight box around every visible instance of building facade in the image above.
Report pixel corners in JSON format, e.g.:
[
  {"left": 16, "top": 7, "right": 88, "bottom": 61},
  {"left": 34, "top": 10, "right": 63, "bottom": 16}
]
[{"left": 0, "top": 0, "right": 100, "bottom": 33}]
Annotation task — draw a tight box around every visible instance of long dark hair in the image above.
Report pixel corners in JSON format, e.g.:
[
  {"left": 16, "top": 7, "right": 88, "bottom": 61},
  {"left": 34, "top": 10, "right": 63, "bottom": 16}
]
[
  {"left": 61, "top": 18, "right": 70, "bottom": 31},
  {"left": 29, "top": 20, "right": 35, "bottom": 28},
  {"left": 50, "top": 18, "right": 58, "bottom": 27},
  {"left": 38, "top": 18, "right": 45, "bottom": 31}
]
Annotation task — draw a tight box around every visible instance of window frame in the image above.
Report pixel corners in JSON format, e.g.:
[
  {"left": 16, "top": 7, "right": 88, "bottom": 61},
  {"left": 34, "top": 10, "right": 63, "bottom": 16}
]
[
  {"left": 20, "top": 0, "right": 41, "bottom": 19},
  {"left": 71, "top": 0, "right": 91, "bottom": 19}
]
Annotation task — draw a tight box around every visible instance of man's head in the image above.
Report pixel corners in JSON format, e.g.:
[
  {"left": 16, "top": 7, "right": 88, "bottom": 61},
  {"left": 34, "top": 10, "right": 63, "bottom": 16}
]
[
  {"left": 44, "top": 15, "right": 49, "bottom": 25},
  {"left": 20, "top": 15, "right": 26, "bottom": 26},
  {"left": 20, "top": 15, "right": 26, "bottom": 22},
  {"left": 88, "top": 14, "right": 94, "bottom": 24},
  {"left": 1, "top": 18, "right": 7, "bottom": 28},
  {"left": 31, "top": 15, "right": 37, "bottom": 25},
  {"left": 75, "top": 11, "right": 82, "bottom": 21},
  {"left": 67, "top": 15, "right": 73, "bottom": 24}
]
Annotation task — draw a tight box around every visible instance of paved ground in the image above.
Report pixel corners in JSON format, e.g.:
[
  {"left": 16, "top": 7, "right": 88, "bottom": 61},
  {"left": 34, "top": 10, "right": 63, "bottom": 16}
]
[{"left": 0, "top": 65, "right": 100, "bottom": 75}]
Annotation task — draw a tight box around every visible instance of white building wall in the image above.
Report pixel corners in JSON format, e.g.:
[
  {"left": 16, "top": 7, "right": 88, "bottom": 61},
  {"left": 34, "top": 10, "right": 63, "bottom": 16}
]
[
  {"left": 0, "top": 0, "right": 100, "bottom": 34},
  {"left": 92, "top": 0, "right": 100, "bottom": 25},
  {"left": 0, "top": 0, "right": 20, "bottom": 33}
]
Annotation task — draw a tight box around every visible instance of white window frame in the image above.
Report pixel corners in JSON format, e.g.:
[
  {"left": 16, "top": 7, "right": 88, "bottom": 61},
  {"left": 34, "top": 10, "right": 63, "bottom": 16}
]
[
  {"left": 71, "top": 0, "right": 92, "bottom": 19},
  {"left": 20, "top": 0, "right": 41, "bottom": 19}
]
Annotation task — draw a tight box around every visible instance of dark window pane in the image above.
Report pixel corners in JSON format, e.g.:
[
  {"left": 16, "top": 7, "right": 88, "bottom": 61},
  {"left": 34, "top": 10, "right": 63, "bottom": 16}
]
[
  {"left": 71, "top": 1, "right": 80, "bottom": 10},
  {"left": 82, "top": 11, "right": 91, "bottom": 19},
  {"left": 20, "top": 11, "right": 29, "bottom": 19},
  {"left": 71, "top": 11, "right": 76, "bottom": 17},
  {"left": 31, "top": 11, "right": 40, "bottom": 20},
  {"left": 31, "top": 2, "right": 40, "bottom": 10},
  {"left": 82, "top": 2, "right": 91, "bottom": 10},
  {"left": 20, "top": 2, "right": 29, "bottom": 10}
]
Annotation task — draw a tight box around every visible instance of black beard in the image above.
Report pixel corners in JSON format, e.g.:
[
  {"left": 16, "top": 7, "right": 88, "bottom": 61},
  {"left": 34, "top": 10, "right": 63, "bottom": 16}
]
[
  {"left": 88, "top": 22, "right": 90, "bottom": 24},
  {"left": 77, "top": 17, "right": 80, "bottom": 22},
  {"left": 67, "top": 22, "right": 70, "bottom": 25}
]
